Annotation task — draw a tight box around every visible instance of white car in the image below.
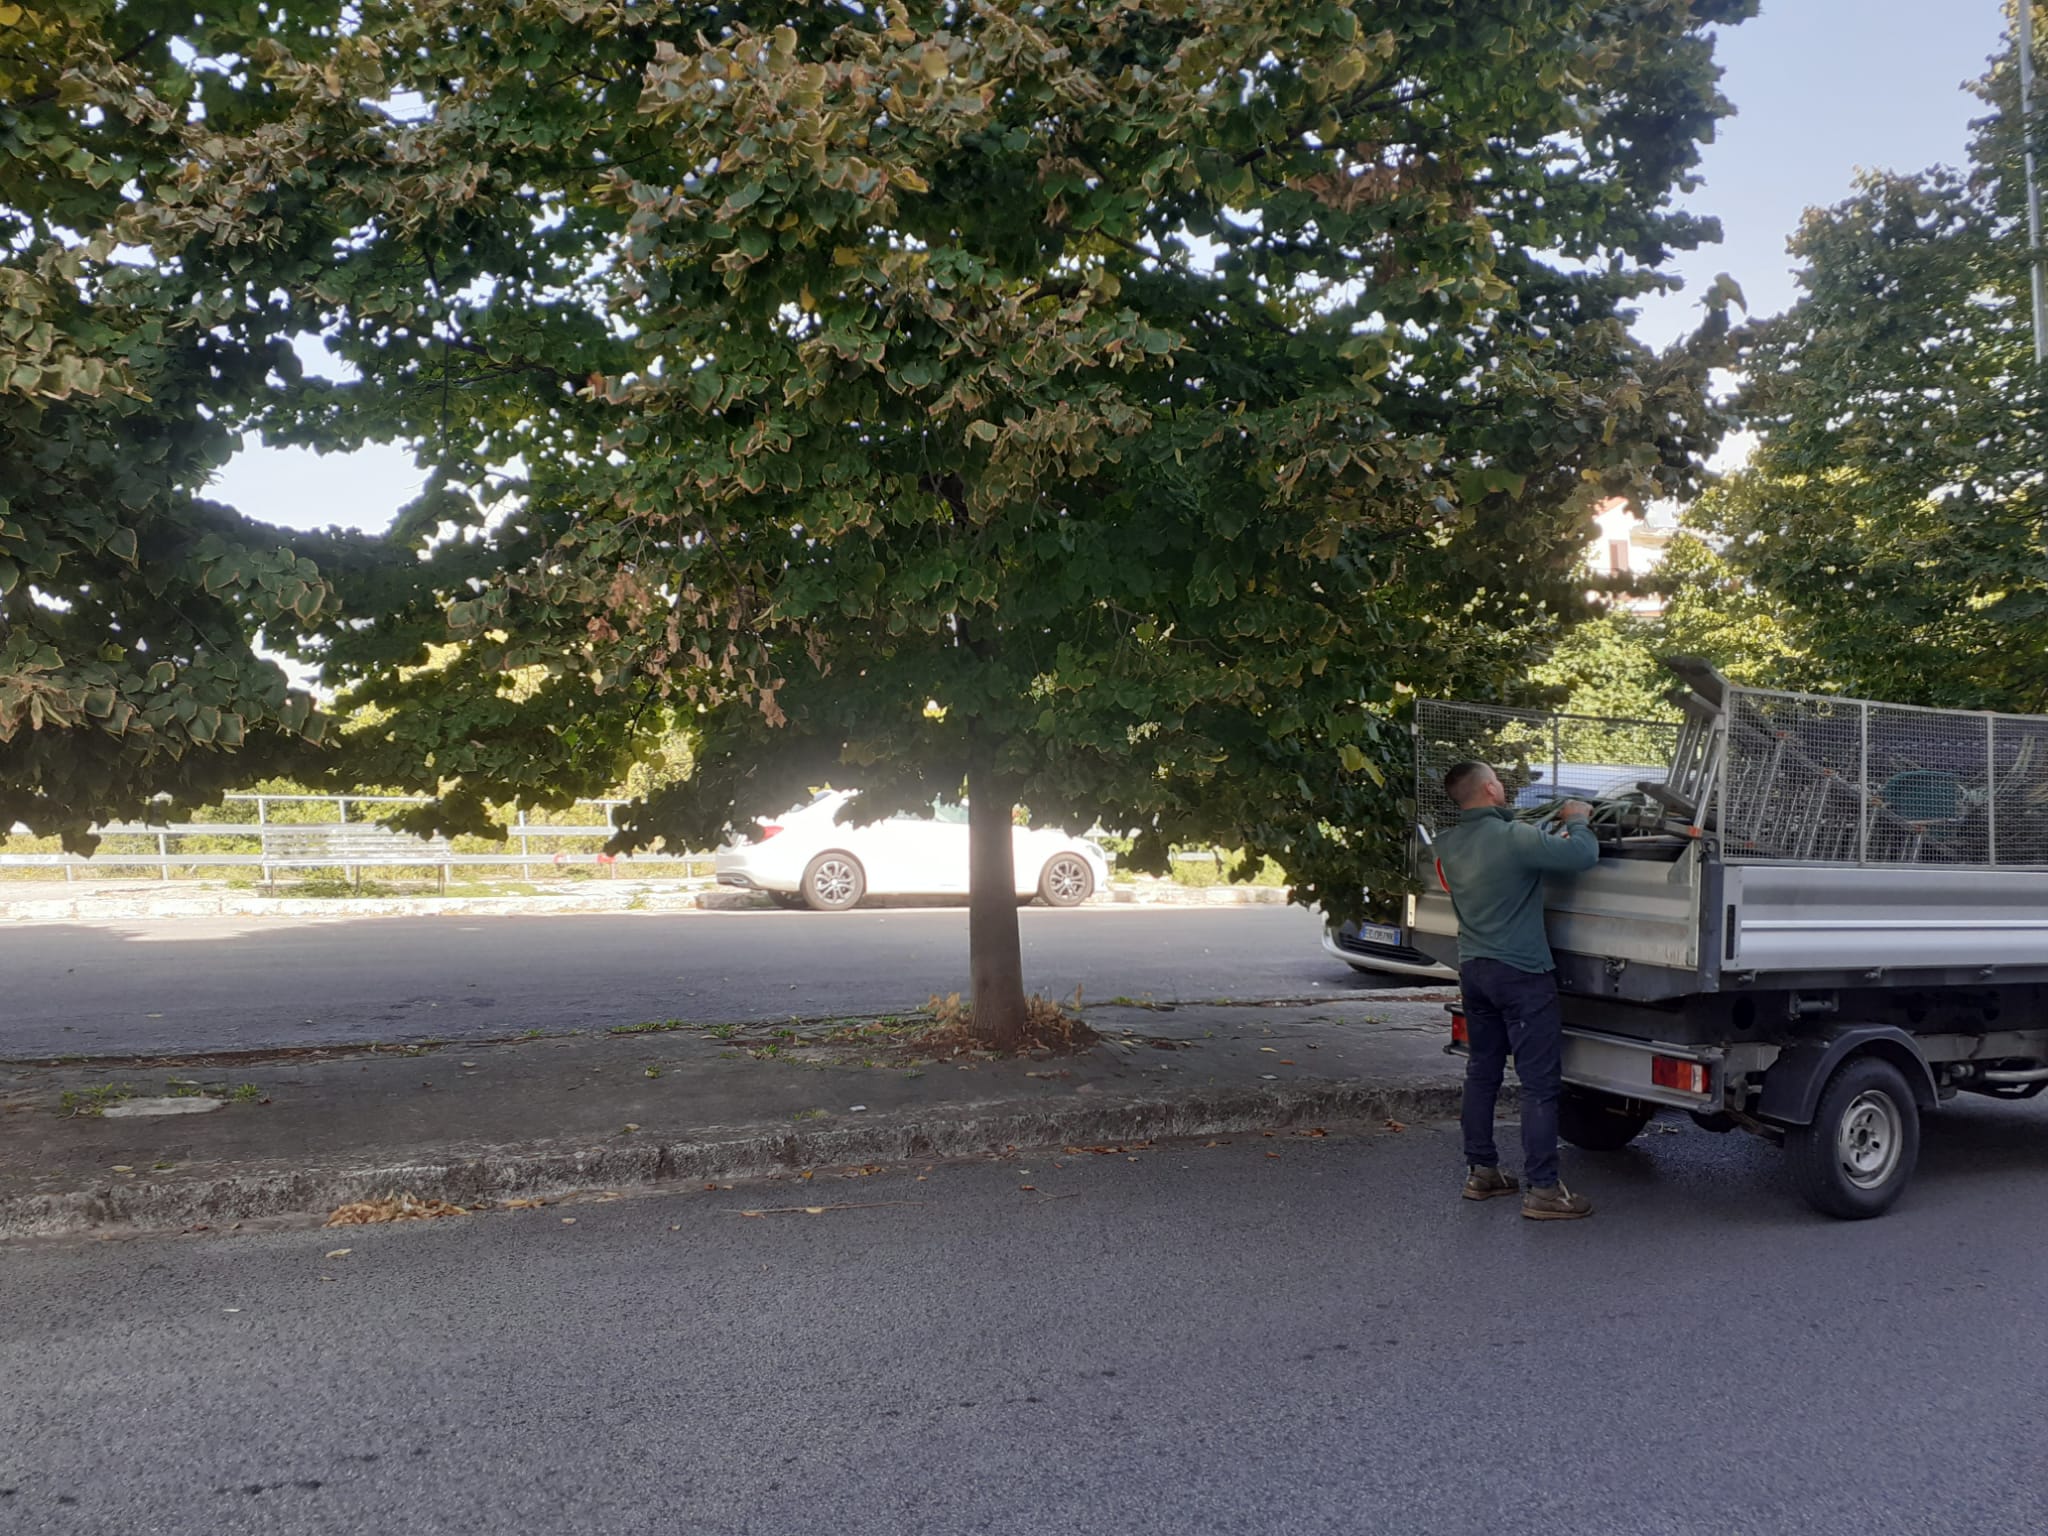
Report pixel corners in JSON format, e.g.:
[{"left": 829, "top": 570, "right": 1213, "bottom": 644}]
[
  {"left": 1322, "top": 916, "right": 1457, "bottom": 983},
  {"left": 713, "top": 790, "right": 1112, "bottom": 912}
]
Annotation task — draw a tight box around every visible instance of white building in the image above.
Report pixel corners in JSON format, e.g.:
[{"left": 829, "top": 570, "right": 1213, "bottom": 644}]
[{"left": 1587, "top": 498, "right": 1670, "bottom": 617}]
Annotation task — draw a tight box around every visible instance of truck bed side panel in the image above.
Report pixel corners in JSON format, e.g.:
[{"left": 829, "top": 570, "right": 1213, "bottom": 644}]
[
  {"left": 1414, "top": 851, "right": 1702, "bottom": 974},
  {"left": 1728, "top": 863, "right": 2048, "bottom": 974}
]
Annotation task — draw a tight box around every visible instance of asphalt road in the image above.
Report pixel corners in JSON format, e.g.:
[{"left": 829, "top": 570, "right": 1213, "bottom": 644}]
[
  {"left": 0, "top": 905, "right": 1406, "bottom": 1059},
  {"left": 6, "top": 1103, "right": 2047, "bottom": 1536}
]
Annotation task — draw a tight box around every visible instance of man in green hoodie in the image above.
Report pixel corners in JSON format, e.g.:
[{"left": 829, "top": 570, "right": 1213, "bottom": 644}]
[{"left": 1433, "top": 760, "right": 1600, "bottom": 1220}]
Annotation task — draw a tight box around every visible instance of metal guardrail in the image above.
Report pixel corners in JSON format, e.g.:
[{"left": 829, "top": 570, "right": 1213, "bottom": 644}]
[{"left": 1, "top": 794, "right": 712, "bottom": 883}]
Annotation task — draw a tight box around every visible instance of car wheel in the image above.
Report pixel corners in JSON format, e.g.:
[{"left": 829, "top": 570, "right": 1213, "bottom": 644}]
[
  {"left": 1786, "top": 1055, "right": 1920, "bottom": 1220},
  {"left": 1037, "top": 853, "right": 1095, "bottom": 908},
  {"left": 800, "top": 853, "right": 866, "bottom": 912}
]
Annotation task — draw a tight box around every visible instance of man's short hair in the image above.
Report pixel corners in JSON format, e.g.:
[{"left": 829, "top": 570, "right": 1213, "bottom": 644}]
[{"left": 1442, "top": 760, "right": 1494, "bottom": 807}]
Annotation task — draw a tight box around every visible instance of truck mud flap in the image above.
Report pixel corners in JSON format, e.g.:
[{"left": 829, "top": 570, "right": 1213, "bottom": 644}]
[{"left": 1755, "top": 1026, "right": 1938, "bottom": 1127}]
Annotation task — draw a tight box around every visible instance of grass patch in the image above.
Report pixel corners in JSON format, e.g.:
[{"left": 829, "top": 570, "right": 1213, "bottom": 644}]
[
  {"left": 610, "top": 1019, "right": 690, "bottom": 1036},
  {"left": 59, "top": 1083, "right": 136, "bottom": 1118},
  {"left": 792, "top": 1108, "right": 828, "bottom": 1122}
]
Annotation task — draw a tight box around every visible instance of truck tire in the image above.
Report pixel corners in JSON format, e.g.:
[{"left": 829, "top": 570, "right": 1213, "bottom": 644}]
[
  {"left": 1556, "top": 1085, "right": 1656, "bottom": 1151},
  {"left": 1786, "top": 1055, "right": 1920, "bottom": 1220}
]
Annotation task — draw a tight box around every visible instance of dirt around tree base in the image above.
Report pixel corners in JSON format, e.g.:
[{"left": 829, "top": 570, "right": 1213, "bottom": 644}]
[{"left": 912, "top": 992, "right": 1102, "bottom": 1058}]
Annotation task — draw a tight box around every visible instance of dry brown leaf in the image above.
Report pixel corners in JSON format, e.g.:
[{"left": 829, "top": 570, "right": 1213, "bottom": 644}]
[
  {"left": 1265, "top": 1152, "right": 1281, "bottom": 1160},
  {"left": 501, "top": 1197, "right": 548, "bottom": 1210},
  {"left": 1279, "top": 1059, "right": 1296, "bottom": 1065},
  {"left": 326, "top": 1193, "right": 467, "bottom": 1226},
  {"left": 1019, "top": 1185, "right": 1037, "bottom": 1192},
  {"left": 560, "top": 1217, "right": 577, "bottom": 1225},
  {"left": 324, "top": 1248, "right": 352, "bottom": 1259},
  {"left": 1384, "top": 1119, "right": 1408, "bottom": 1132}
]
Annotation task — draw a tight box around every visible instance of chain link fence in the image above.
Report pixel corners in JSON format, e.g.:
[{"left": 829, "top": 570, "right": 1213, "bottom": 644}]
[
  {"left": 1721, "top": 688, "right": 2048, "bottom": 869},
  {"left": 1412, "top": 701, "right": 1678, "bottom": 836}
]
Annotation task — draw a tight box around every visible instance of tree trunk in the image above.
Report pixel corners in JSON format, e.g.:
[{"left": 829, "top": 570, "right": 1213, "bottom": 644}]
[{"left": 966, "top": 762, "right": 1029, "bottom": 1051}]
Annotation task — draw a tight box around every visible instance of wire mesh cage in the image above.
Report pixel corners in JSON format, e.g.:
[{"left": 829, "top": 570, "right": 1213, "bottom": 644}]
[
  {"left": 1413, "top": 701, "right": 1679, "bottom": 835},
  {"left": 1718, "top": 686, "right": 2048, "bottom": 868}
]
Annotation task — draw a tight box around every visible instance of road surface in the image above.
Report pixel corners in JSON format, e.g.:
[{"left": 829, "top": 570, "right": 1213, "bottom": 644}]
[
  {"left": 5, "top": 1102, "right": 2046, "bottom": 1535},
  {"left": 0, "top": 905, "right": 1401, "bottom": 1058}
]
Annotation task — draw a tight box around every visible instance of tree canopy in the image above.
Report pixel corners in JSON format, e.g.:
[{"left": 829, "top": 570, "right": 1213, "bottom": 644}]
[
  {"left": 1701, "top": 31, "right": 2048, "bottom": 713},
  {"left": 11, "top": 0, "right": 1746, "bottom": 1040},
  {"left": 0, "top": 1, "right": 341, "bottom": 848}
]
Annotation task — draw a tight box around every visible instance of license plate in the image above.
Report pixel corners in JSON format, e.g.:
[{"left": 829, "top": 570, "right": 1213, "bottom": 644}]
[{"left": 1359, "top": 923, "right": 1402, "bottom": 948}]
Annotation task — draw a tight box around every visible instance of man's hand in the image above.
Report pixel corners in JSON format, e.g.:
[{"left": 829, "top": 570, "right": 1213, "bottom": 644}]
[{"left": 1556, "top": 799, "right": 1594, "bottom": 822}]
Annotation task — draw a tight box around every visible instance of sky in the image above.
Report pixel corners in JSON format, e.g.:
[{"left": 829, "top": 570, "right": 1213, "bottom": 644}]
[{"left": 210, "top": 0, "right": 2016, "bottom": 537}]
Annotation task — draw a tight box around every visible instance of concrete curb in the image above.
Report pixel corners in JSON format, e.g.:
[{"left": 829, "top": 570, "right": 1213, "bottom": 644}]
[
  {"left": 0, "top": 1077, "right": 1468, "bottom": 1239},
  {"left": 0, "top": 880, "right": 1293, "bottom": 924}
]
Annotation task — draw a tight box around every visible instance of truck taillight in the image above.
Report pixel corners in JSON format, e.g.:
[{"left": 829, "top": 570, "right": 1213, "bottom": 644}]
[
  {"left": 1449, "top": 1011, "right": 1468, "bottom": 1046},
  {"left": 1652, "top": 1055, "right": 1708, "bottom": 1095}
]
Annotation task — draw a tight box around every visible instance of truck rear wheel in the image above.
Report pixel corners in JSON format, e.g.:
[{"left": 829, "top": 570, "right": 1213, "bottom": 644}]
[
  {"left": 1556, "top": 1085, "right": 1656, "bottom": 1151},
  {"left": 1786, "top": 1056, "right": 1920, "bottom": 1220}
]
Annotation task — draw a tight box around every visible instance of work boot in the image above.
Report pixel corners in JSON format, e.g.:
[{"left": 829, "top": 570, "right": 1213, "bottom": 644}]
[
  {"left": 1462, "top": 1165, "right": 1520, "bottom": 1201},
  {"left": 1521, "top": 1183, "right": 1594, "bottom": 1220}
]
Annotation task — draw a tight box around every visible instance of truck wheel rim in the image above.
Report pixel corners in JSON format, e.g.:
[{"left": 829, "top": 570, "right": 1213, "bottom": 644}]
[
  {"left": 1047, "top": 857, "right": 1088, "bottom": 901},
  {"left": 814, "top": 861, "right": 856, "bottom": 904},
  {"left": 1837, "top": 1090, "right": 1903, "bottom": 1189}
]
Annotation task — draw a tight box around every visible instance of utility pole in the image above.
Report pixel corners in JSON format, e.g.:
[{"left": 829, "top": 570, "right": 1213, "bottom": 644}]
[{"left": 2023, "top": 0, "right": 2047, "bottom": 364}]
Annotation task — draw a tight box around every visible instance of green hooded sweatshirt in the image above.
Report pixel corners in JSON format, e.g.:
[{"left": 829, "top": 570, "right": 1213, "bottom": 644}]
[{"left": 1432, "top": 806, "right": 1599, "bottom": 973}]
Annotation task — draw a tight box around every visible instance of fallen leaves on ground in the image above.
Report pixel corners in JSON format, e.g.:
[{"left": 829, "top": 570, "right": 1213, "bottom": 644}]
[
  {"left": 1063, "top": 1140, "right": 1156, "bottom": 1156},
  {"left": 1384, "top": 1119, "right": 1407, "bottom": 1132},
  {"left": 324, "top": 1248, "right": 352, "bottom": 1259},
  {"left": 325, "top": 1193, "right": 467, "bottom": 1226},
  {"left": 501, "top": 1197, "right": 549, "bottom": 1210},
  {"left": 918, "top": 990, "right": 1102, "bottom": 1056}
]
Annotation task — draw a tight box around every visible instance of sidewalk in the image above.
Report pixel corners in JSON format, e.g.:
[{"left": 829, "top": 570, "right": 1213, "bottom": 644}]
[{"left": 0, "top": 994, "right": 1475, "bottom": 1238}]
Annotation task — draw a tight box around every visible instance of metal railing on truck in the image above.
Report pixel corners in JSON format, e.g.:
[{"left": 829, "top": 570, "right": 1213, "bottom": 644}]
[
  {"left": 1415, "top": 659, "right": 2048, "bottom": 871},
  {"left": 0, "top": 794, "right": 713, "bottom": 884}
]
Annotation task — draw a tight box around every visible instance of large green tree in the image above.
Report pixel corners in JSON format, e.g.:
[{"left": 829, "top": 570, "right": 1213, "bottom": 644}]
[
  {"left": 117, "top": 0, "right": 1742, "bottom": 1044},
  {"left": 0, "top": 1, "right": 342, "bottom": 848},
  {"left": 1703, "top": 24, "right": 2048, "bottom": 712}
]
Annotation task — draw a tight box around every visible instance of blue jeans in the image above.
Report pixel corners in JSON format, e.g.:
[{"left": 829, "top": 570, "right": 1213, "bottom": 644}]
[{"left": 1459, "top": 957, "right": 1563, "bottom": 1188}]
